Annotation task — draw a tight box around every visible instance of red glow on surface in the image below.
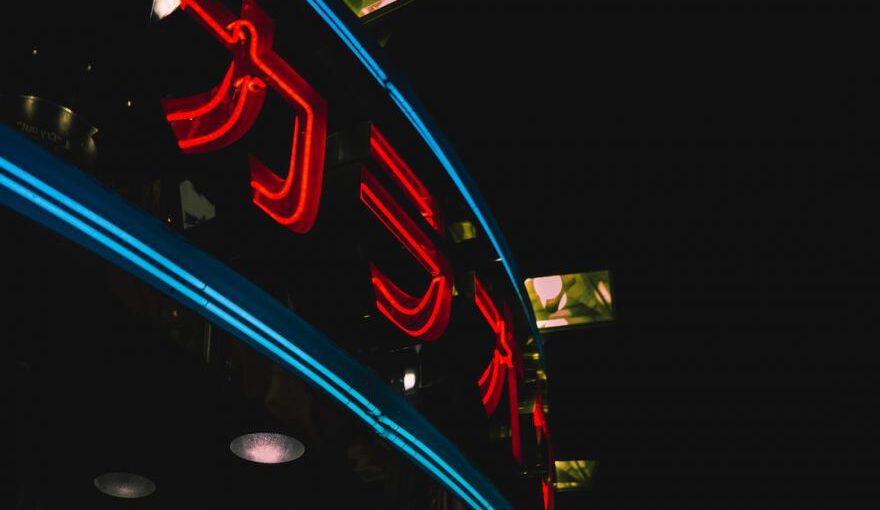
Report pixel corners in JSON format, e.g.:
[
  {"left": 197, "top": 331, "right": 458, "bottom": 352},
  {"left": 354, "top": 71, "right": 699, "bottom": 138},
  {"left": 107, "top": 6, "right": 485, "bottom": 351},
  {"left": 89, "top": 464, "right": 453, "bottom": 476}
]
[
  {"left": 542, "top": 480, "right": 552, "bottom": 510},
  {"left": 166, "top": 63, "right": 236, "bottom": 122},
  {"left": 161, "top": 67, "right": 266, "bottom": 155},
  {"left": 372, "top": 273, "right": 443, "bottom": 315},
  {"left": 176, "top": 76, "right": 262, "bottom": 150},
  {"left": 164, "top": 0, "right": 542, "bottom": 496},
  {"left": 372, "top": 274, "right": 448, "bottom": 338},
  {"left": 507, "top": 366, "right": 521, "bottom": 463},
  {"left": 479, "top": 357, "right": 498, "bottom": 405},
  {"left": 474, "top": 278, "right": 501, "bottom": 331},
  {"left": 534, "top": 392, "right": 555, "bottom": 510},
  {"left": 478, "top": 351, "right": 494, "bottom": 387},
  {"left": 474, "top": 276, "right": 523, "bottom": 464},
  {"left": 361, "top": 171, "right": 442, "bottom": 274},
  {"left": 369, "top": 126, "right": 443, "bottom": 234},
  {"left": 479, "top": 352, "right": 502, "bottom": 411},
  {"left": 181, "top": 0, "right": 238, "bottom": 45},
  {"left": 533, "top": 393, "right": 549, "bottom": 440},
  {"left": 163, "top": 0, "right": 327, "bottom": 233},
  {"left": 484, "top": 358, "right": 504, "bottom": 417},
  {"left": 361, "top": 168, "right": 452, "bottom": 342}
]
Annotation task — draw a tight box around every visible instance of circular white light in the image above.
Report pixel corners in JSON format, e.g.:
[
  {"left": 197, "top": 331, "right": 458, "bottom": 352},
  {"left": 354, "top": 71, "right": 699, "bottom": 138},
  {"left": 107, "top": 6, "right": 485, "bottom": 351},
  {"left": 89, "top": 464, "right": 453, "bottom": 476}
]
[
  {"left": 403, "top": 369, "right": 417, "bottom": 392},
  {"left": 230, "top": 432, "right": 305, "bottom": 464},
  {"left": 94, "top": 472, "right": 156, "bottom": 499}
]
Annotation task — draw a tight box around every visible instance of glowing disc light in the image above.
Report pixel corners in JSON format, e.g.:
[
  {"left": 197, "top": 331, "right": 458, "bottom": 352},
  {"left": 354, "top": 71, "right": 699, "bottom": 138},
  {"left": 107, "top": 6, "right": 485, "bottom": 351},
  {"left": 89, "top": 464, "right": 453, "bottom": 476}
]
[
  {"left": 229, "top": 432, "right": 305, "bottom": 464},
  {"left": 94, "top": 472, "right": 156, "bottom": 499}
]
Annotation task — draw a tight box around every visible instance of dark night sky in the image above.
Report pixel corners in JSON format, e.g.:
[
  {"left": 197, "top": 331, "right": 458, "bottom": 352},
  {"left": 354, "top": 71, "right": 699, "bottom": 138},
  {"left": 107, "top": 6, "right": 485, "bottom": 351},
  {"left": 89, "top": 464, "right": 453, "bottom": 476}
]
[{"left": 379, "top": 1, "right": 878, "bottom": 508}]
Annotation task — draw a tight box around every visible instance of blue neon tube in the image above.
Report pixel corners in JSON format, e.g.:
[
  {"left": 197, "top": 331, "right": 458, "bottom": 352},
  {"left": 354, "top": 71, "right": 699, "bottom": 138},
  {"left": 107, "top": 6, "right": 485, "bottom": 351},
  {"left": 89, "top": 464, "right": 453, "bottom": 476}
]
[
  {"left": 305, "top": 0, "right": 545, "bottom": 362},
  {"left": 0, "top": 125, "right": 511, "bottom": 510}
]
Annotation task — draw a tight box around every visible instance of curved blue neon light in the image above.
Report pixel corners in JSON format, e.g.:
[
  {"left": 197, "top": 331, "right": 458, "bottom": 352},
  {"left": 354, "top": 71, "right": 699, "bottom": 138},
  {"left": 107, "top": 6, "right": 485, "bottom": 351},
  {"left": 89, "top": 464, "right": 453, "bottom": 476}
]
[
  {"left": 306, "top": 0, "right": 545, "bottom": 360},
  {"left": 0, "top": 125, "right": 510, "bottom": 510}
]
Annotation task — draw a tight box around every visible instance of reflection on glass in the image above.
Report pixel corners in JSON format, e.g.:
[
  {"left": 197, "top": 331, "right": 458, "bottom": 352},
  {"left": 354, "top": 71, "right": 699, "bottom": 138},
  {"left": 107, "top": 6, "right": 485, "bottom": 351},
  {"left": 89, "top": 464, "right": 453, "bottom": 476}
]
[
  {"left": 525, "top": 270, "right": 614, "bottom": 330},
  {"left": 343, "top": 0, "right": 403, "bottom": 17},
  {"left": 554, "top": 460, "right": 597, "bottom": 492}
]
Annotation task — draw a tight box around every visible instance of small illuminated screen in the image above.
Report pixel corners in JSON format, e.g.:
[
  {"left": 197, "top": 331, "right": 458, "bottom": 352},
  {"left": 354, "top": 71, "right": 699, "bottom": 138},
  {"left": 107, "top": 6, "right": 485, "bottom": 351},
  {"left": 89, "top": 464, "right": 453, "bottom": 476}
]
[
  {"left": 344, "top": 0, "right": 403, "bottom": 17},
  {"left": 554, "top": 460, "right": 597, "bottom": 491},
  {"left": 525, "top": 270, "right": 614, "bottom": 330}
]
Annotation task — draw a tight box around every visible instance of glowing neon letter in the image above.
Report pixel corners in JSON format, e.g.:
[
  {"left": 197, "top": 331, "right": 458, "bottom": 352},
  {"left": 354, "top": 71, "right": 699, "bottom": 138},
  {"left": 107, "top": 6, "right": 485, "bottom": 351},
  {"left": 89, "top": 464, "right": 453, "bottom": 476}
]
[
  {"left": 533, "top": 391, "right": 555, "bottom": 510},
  {"left": 360, "top": 128, "right": 452, "bottom": 341},
  {"left": 369, "top": 125, "right": 444, "bottom": 235},
  {"left": 474, "top": 276, "right": 523, "bottom": 464},
  {"left": 161, "top": 0, "right": 328, "bottom": 233}
]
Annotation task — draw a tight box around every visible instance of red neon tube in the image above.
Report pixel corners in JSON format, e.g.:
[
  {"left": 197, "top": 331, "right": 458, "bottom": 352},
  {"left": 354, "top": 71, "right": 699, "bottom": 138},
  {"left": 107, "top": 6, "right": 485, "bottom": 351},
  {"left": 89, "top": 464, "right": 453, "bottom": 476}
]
[
  {"left": 507, "top": 366, "right": 522, "bottom": 464},
  {"left": 176, "top": 76, "right": 261, "bottom": 150},
  {"left": 373, "top": 274, "right": 448, "bottom": 339},
  {"left": 370, "top": 126, "right": 444, "bottom": 234},
  {"left": 166, "top": 63, "right": 236, "bottom": 122},
  {"left": 542, "top": 480, "right": 552, "bottom": 510},
  {"left": 478, "top": 351, "right": 495, "bottom": 387},
  {"left": 360, "top": 168, "right": 452, "bottom": 342},
  {"left": 474, "top": 276, "right": 523, "bottom": 464},
  {"left": 474, "top": 276, "right": 501, "bottom": 332},
  {"left": 479, "top": 353, "right": 502, "bottom": 409},
  {"left": 163, "top": 0, "right": 328, "bottom": 233},
  {"left": 481, "top": 356, "right": 505, "bottom": 417},
  {"left": 361, "top": 171, "right": 443, "bottom": 274},
  {"left": 533, "top": 392, "right": 555, "bottom": 510}
]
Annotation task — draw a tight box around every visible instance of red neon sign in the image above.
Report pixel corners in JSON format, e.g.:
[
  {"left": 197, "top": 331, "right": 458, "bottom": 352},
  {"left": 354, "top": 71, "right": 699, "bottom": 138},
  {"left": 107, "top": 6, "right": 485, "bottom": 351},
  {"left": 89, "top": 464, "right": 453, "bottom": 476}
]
[
  {"left": 475, "top": 276, "right": 524, "bottom": 464},
  {"left": 360, "top": 154, "right": 452, "bottom": 341},
  {"left": 369, "top": 125, "right": 444, "bottom": 235},
  {"left": 163, "top": 3, "right": 550, "bottom": 502},
  {"left": 162, "top": 0, "right": 328, "bottom": 233},
  {"left": 533, "top": 391, "right": 555, "bottom": 510}
]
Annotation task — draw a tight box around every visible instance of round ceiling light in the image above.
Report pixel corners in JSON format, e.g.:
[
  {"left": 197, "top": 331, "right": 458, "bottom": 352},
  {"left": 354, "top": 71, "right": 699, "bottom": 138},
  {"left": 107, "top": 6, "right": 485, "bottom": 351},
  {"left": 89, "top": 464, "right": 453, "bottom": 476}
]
[
  {"left": 229, "top": 432, "right": 305, "bottom": 464},
  {"left": 94, "top": 472, "right": 156, "bottom": 499}
]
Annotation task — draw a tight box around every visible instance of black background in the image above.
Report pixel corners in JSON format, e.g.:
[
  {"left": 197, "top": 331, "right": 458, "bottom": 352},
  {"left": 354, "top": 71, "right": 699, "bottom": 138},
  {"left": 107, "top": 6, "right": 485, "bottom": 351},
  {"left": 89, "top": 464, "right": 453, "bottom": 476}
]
[
  {"left": 5, "top": 1, "right": 879, "bottom": 508},
  {"left": 377, "top": 1, "right": 878, "bottom": 508}
]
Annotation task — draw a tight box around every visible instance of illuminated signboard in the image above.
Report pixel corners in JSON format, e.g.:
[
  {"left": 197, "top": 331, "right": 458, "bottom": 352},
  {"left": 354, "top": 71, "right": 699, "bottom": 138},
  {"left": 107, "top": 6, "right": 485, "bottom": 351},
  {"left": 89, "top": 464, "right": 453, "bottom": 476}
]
[
  {"left": 343, "top": 0, "right": 409, "bottom": 18},
  {"left": 526, "top": 270, "right": 615, "bottom": 330},
  {"left": 361, "top": 126, "right": 453, "bottom": 341},
  {"left": 161, "top": 0, "right": 537, "bottom": 477},
  {"left": 1, "top": 1, "right": 554, "bottom": 508},
  {"left": 554, "top": 459, "right": 598, "bottom": 492},
  {"left": 161, "top": 0, "right": 328, "bottom": 233}
]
